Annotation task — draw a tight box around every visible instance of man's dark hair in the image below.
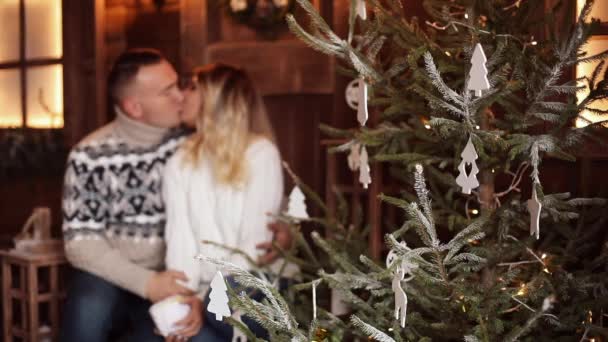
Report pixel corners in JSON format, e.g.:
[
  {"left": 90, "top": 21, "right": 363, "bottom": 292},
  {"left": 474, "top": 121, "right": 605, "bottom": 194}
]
[{"left": 107, "top": 48, "right": 165, "bottom": 104}]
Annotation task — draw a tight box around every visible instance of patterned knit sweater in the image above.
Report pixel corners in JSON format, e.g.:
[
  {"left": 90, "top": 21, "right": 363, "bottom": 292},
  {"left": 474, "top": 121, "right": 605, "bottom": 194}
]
[{"left": 62, "top": 112, "right": 185, "bottom": 297}]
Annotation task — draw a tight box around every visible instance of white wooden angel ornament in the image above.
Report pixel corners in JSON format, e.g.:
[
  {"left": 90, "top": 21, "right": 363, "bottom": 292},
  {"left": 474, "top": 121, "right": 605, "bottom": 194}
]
[
  {"left": 386, "top": 240, "right": 417, "bottom": 328},
  {"left": 467, "top": 43, "right": 491, "bottom": 97},
  {"left": 359, "top": 146, "right": 371, "bottom": 189},
  {"left": 455, "top": 136, "right": 480, "bottom": 195},
  {"left": 347, "top": 142, "right": 362, "bottom": 171}
]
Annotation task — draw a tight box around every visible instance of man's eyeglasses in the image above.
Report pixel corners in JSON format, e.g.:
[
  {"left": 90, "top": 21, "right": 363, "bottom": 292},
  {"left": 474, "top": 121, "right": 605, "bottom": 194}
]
[{"left": 178, "top": 74, "right": 198, "bottom": 91}]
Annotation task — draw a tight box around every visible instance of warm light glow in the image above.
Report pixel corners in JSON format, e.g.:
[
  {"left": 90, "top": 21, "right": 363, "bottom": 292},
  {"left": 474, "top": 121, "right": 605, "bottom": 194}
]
[
  {"left": 25, "top": 0, "right": 62, "bottom": 59},
  {"left": 0, "top": 1, "right": 63, "bottom": 129},
  {"left": 471, "top": 209, "right": 479, "bottom": 215},
  {"left": 475, "top": 125, "right": 480, "bottom": 130},
  {"left": 541, "top": 253, "right": 547, "bottom": 259},
  {"left": 0, "top": 69, "right": 22, "bottom": 127},
  {"left": 576, "top": 36, "right": 608, "bottom": 128},
  {"left": 576, "top": 0, "right": 608, "bottom": 128},
  {"left": 543, "top": 268, "right": 550, "bottom": 274},
  {"left": 424, "top": 124, "right": 431, "bottom": 129},
  {"left": 0, "top": 0, "right": 20, "bottom": 63},
  {"left": 26, "top": 65, "right": 64, "bottom": 128},
  {"left": 577, "top": 0, "right": 608, "bottom": 22}
]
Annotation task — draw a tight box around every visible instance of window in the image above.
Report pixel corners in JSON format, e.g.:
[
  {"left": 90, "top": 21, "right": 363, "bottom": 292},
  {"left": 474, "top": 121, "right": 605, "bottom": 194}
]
[
  {"left": 576, "top": 0, "right": 608, "bottom": 128},
  {"left": 0, "top": 0, "right": 63, "bottom": 129}
]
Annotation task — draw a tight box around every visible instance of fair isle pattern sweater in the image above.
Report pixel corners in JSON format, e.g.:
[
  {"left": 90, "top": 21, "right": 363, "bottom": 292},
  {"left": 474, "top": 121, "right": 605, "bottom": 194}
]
[{"left": 62, "top": 112, "right": 185, "bottom": 297}]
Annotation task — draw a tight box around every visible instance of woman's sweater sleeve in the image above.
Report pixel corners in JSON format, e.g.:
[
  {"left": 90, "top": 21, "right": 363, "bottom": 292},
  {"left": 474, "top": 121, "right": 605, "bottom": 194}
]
[
  {"left": 163, "top": 156, "right": 201, "bottom": 292},
  {"left": 238, "top": 140, "right": 284, "bottom": 263}
]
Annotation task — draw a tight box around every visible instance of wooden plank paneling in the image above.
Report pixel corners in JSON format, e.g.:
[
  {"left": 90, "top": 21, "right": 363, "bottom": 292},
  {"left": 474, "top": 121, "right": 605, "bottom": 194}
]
[{"left": 206, "top": 41, "right": 335, "bottom": 96}]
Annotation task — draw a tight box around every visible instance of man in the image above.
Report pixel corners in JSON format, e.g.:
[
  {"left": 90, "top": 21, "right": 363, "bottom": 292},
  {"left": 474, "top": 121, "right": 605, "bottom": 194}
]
[{"left": 60, "top": 49, "right": 290, "bottom": 341}]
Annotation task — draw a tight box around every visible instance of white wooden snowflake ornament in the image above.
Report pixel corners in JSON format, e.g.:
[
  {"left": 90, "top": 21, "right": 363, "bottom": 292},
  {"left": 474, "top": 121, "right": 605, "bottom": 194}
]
[
  {"left": 359, "top": 146, "right": 371, "bottom": 189},
  {"left": 287, "top": 185, "right": 309, "bottom": 220},
  {"left": 345, "top": 79, "right": 360, "bottom": 110},
  {"left": 455, "top": 137, "right": 480, "bottom": 195},
  {"left": 527, "top": 186, "right": 542, "bottom": 240},
  {"left": 467, "top": 43, "right": 491, "bottom": 97}
]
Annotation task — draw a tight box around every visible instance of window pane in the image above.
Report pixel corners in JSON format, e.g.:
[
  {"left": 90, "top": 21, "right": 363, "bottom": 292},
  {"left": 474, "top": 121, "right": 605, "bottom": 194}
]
[
  {"left": 25, "top": 0, "right": 62, "bottom": 59},
  {"left": 578, "top": 0, "right": 608, "bottom": 22},
  {"left": 576, "top": 36, "right": 608, "bottom": 128},
  {"left": 26, "top": 65, "right": 63, "bottom": 128},
  {"left": 0, "top": 0, "right": 20, "bottom": 63},
  {"left": 0, "top": 69, "right": 23, "bottom": 127}
]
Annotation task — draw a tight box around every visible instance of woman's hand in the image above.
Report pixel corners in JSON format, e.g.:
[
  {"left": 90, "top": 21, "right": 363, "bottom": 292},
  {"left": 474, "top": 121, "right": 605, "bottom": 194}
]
[
  {"left": 256, "top": 220, "right": 293, "bottom": 265},
  {"left": 170, "top": 295, "right": 204, "bottom": 339}
]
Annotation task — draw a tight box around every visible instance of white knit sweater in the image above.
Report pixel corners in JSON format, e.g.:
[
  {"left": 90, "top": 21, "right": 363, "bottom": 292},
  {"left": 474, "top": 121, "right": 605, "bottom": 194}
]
[{"left": 163, "top": 138, "right": 284, "bottom": 296}]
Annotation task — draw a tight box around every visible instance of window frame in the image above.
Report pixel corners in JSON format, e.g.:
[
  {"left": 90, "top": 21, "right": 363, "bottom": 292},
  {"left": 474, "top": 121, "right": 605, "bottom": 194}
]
[{"left": 0, "top": 0, "right": 64, "bottom": 129}]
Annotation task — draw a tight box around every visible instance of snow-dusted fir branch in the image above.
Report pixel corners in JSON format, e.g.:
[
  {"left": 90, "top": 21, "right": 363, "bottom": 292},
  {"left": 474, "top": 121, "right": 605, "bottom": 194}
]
[
  {"left": 196, "top": 255, "right": 307, "bottom": 340},
  {"left": 350, "top": 315, "right": 396, "bottom": 342}
]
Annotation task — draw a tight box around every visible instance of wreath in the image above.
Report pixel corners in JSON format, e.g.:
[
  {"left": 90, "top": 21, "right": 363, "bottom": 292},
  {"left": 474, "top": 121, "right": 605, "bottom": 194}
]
[{"left": 222, "top": 0, "right": 295, "bottom": 32}]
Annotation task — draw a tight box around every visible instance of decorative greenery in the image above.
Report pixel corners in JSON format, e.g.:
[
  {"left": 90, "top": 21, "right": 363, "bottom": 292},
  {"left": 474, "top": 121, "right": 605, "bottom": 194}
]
[
  {"left": 218, "top": 0, "right": 295, "bottom": 34},
  {"left": 0, "top": 129, "right": 67, "bottom": 178}
]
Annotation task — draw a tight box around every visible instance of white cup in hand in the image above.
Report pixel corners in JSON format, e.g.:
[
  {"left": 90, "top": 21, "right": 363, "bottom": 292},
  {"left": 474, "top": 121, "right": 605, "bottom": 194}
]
[{"left": 149, "top": 295, "right": 191, "bottom": 337}]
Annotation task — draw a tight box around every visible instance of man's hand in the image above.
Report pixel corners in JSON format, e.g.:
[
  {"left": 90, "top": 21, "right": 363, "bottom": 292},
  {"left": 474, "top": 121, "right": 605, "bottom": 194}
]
[
  {"left": 256, "top": 220, "right": 293, "bottom": 265},
  {"left": 169, "top": 295, "right": 204, "bottom": 340},
  {"left": 146, "top": 270, "right": 194, "bottom": 303}
]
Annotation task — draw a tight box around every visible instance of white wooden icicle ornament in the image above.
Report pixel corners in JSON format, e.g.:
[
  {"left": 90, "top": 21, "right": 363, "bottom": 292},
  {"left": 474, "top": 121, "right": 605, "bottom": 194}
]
[
  {"left": 287, "top": 185, "right": 309, "bottom": 220},
  {"left": 231, "top": 311, "right": 247, "bottom": 342},
  {"left": 208, "top": 271, "right": 231, "bottom": 321},
  {"left": 527, "top": 186, "right": 542, "bottom": 240},
  {"left": 356, "top": 0, "right": 366, "bottom": 20},
  {"left": 455, "top": 136, "right": 480, "bottom": 195},
  {"left": 467, "top": 43, "right": 491, "bottom": 97},
  {"left": 359, "top": 146, "right": 371, "bottom": 189},
  {"left": 357, "top": 78, "right": 369, "bottom": 126}
]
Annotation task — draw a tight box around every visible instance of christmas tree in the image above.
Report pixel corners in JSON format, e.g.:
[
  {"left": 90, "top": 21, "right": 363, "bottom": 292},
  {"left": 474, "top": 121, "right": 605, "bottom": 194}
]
[{"left": 199, "top": 0, "right": 608, "bottom": 341}]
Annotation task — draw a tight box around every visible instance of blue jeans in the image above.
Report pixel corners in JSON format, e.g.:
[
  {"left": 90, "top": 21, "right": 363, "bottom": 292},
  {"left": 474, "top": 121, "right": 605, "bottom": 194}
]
[{"left": 59, "top": 269, "right": 162, "bottom": 342}]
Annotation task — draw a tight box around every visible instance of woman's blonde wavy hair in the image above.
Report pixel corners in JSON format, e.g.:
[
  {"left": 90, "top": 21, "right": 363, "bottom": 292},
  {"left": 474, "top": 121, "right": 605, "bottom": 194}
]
[{"left": 183, "top": 63, "right": 276, "bottom": 186}]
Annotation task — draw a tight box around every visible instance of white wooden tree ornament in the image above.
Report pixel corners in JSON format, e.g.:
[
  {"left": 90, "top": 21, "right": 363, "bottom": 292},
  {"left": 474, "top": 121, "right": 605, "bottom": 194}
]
[
  {"left": 359, "top": 146, "right": 371, "bottom": 189},
  {"left": 287, "top": 185, "right": 309, "bottom": 220},
  {"left": 455, "top": 137, "right": 480, "bottom": 195},
  {"left": 467, "top": 43, "right": 491, "bottom": 97},
  {"left": 208, "top": 271, "right": 231, "bottom": 321},
  {"left": 527, "top": 186, "right": 542, "bottom": 240}
]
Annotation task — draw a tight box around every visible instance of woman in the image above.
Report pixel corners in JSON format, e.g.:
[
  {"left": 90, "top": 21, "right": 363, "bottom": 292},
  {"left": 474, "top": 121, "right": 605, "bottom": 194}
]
[{"left": 161, "top": 63, "right": 284, "bottom": 341}]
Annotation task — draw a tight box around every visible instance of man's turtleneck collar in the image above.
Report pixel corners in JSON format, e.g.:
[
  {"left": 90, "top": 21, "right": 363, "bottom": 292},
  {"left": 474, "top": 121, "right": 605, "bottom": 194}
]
[{"left": 114, "top": 107, "right": 169, "bottom": 147}]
